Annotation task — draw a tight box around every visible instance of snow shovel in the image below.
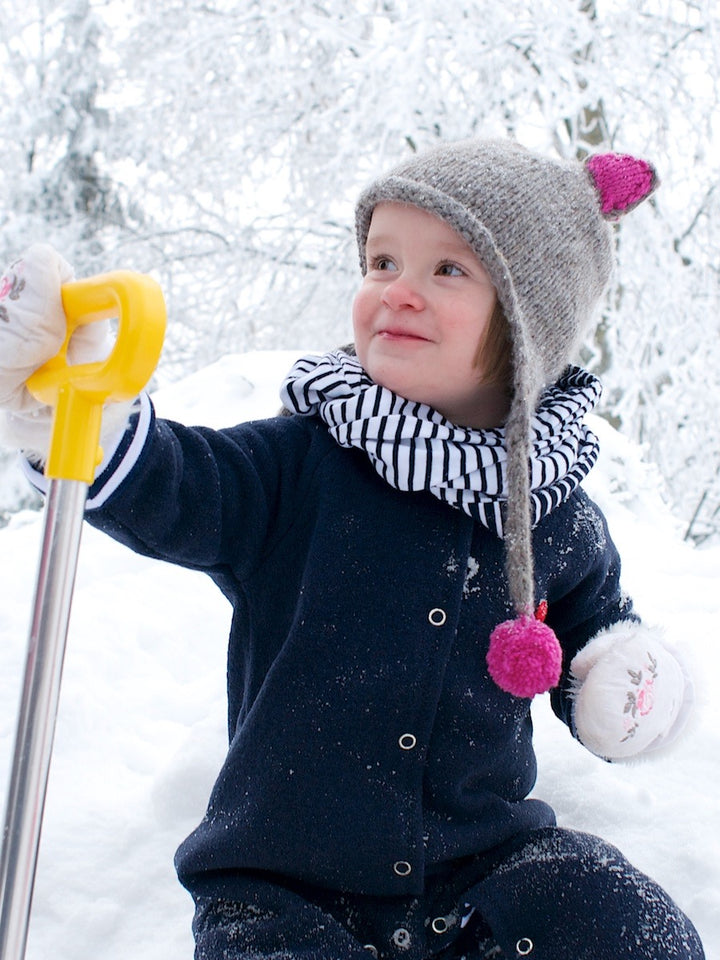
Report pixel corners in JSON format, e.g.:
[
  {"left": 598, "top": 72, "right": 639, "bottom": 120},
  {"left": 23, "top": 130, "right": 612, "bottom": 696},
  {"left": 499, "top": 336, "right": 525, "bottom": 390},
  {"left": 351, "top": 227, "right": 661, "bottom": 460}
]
[{"left": 0, "top": 272, "right": 166, "bottom": 960}]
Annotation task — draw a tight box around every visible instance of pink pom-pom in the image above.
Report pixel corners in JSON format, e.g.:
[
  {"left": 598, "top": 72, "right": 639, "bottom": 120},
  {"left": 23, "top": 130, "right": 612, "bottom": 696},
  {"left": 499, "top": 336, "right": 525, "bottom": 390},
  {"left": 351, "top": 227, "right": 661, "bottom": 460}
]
[
  {"left": 586, "top": 154, "right": 658, "bottom": 220},
  {"left": 487, "top": 614, "right": 562, "bottom": 698}
]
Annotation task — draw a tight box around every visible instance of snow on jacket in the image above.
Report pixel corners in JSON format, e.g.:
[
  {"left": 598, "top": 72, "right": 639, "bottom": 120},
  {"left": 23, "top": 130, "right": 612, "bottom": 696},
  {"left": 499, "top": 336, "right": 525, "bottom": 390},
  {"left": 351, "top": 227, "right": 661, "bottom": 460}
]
[{"left": 78, "top": 398, "right": 634, "bottom": 900}]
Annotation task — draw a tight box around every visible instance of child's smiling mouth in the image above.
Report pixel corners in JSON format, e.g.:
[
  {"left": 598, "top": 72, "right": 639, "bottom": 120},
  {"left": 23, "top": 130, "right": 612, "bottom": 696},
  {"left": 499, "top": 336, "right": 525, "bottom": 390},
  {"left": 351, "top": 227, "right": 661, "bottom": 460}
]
[{"left": 377, "top": 327, "right": 432, "bottom": 342}]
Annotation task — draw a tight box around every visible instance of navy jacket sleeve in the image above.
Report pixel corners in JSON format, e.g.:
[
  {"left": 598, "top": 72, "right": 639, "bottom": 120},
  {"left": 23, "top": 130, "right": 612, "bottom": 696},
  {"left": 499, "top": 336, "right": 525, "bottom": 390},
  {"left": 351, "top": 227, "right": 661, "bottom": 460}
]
[
  {"left": 532, "top": 490, "right": 637, "bottom": 731},
  {"left": 85, "top": 403, "right": 329, "bottom": 584}
]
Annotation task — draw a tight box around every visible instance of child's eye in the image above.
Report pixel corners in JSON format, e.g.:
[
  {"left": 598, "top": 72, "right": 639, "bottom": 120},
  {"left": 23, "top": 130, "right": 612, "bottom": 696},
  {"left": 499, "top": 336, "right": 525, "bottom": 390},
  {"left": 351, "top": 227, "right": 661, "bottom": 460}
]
[
  {"left": 436, "top": 261, "right": 465, "bottom": 277},
  {"left": 369, "top": 255, "right": 397, "bottom": 272}
]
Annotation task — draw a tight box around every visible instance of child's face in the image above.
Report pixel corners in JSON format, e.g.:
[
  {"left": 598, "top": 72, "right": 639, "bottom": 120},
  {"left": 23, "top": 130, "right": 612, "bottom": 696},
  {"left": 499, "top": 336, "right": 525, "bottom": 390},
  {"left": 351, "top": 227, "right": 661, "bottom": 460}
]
[{"left": 353, "top": 203, "right": 508, "bottom": 429}]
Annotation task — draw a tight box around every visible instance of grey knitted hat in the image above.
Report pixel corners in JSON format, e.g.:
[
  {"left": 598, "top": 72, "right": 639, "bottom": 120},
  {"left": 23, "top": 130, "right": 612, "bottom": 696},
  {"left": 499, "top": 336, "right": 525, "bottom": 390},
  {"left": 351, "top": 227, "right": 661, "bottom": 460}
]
[{"left": 354, "top": 139, "right": 658, "bottom": 697}]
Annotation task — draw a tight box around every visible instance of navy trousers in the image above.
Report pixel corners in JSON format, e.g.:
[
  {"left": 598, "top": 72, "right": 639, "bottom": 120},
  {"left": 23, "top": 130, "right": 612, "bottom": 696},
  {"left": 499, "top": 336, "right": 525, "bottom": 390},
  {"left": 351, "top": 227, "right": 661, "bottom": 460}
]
[{"left": 191, "top": 828, "right": 705, "bottom": 960}]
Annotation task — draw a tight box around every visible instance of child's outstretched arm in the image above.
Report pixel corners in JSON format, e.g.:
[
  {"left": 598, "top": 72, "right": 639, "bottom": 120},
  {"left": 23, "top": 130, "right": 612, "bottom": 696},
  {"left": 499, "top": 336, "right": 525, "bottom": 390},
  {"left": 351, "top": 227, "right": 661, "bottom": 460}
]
[{"left": 0, "top": 247, "right": 320, "bottom": 578}]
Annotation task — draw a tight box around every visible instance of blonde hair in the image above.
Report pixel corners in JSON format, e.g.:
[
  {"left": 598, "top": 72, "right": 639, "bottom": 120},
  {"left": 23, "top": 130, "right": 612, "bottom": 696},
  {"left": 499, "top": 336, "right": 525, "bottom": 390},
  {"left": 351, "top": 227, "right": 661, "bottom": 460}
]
[{"left": 476, "top": 297, "right": 512, "bottom": 390}]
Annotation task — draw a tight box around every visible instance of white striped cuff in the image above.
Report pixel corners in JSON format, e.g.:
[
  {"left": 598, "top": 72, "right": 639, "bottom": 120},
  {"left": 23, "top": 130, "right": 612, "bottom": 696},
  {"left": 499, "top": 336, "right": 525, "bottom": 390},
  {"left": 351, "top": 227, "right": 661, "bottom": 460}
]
[{"left": 22, "top": 391, "right": 153, "bottom": 509}]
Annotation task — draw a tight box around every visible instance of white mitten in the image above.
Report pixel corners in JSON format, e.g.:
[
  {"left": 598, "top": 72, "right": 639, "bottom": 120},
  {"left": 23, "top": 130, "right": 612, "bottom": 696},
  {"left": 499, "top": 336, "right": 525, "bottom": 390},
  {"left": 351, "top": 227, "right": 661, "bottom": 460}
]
[
  {"left": 1, "top": 244, "right": 75, "bottom": 412},
  {"left": 570, "top": 622, "right": 693, "bottom": 761},
  {"left": 0, "top": 244, "right": 120, "bottom": 458}
]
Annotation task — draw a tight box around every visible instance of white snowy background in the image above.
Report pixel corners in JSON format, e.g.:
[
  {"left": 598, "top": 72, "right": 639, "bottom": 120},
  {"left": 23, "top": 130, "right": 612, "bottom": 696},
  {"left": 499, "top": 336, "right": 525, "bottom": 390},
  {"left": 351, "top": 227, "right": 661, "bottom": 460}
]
[
  {"left": 1, "top": 1, "right": 719, "bottom": 957},
  {"left": 2, "top": 0, "right": 720, "bottom": 543},
  {"left": 0, "top": 351, "right": 718, "bottom": 959}
]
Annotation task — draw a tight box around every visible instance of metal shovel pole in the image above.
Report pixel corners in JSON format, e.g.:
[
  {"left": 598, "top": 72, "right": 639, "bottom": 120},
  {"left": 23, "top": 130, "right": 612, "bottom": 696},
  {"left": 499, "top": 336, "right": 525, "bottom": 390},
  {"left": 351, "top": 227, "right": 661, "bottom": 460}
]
[
  {"left": 0, "top": 479, "right": 87, "bottom": 960},
  {"left": 0, "top": 272, "right": 166, "bottom": 960}
]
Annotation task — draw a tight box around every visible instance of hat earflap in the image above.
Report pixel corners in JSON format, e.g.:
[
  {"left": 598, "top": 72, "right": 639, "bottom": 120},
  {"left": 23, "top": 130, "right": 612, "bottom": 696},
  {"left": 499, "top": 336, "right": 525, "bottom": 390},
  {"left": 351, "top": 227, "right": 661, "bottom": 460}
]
[{"left": 485, "top": 150, "right": 658, "bottom": 700}]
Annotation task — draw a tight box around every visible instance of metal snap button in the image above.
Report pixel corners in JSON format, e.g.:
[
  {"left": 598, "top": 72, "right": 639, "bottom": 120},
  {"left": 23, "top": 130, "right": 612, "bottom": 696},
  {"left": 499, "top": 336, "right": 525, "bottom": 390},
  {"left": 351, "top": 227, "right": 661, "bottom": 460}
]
[
  {"left": 428, "top": 607, "right": 447, "bottom": 626},
  {"left": 516, "top": 937, "right": 534, "bottom": 955},
  {"left": 363, "top": 946, "right": 378, "bottom": 957},
  {"left": 398, "top": 733, "right": 417, "bottom": 750},
  {"left": 393, "top": 860, "right": 412, "bottom": 876},
  {"left": 431, "top": 916, "right": 449, "bottom": 934},
  {"left": 392, "top": 927, "right": 411, "bottom": 948}
]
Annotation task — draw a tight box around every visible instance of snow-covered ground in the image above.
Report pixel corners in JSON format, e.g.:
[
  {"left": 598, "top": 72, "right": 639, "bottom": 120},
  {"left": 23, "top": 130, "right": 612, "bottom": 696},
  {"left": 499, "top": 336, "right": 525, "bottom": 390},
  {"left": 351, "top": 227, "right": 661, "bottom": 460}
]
[{"left": 0, "top": 351, "right": 717, "bottom": 959}]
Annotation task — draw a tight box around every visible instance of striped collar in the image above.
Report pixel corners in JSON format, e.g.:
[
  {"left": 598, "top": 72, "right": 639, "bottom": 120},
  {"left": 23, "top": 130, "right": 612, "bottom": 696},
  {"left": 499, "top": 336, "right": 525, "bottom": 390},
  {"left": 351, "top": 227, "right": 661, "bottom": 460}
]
[{"left": 280, "top": 351, "right": 601, "bottom": 537}]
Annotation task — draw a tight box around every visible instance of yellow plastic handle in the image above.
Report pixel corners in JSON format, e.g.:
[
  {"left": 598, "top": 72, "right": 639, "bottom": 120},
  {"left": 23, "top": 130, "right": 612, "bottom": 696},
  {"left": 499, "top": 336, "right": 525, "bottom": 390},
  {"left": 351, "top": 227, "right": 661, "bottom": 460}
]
[{"left": 26, "top": 271, "right": 166, "bottom": 483}]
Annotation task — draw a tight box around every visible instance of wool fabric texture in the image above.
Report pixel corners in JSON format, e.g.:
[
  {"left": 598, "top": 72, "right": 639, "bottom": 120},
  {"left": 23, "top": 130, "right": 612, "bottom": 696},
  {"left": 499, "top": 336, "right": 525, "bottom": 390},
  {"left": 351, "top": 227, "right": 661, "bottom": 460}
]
[
  {"left": 354, "top": 139, "right": 658, "bottom": 625},
  {"left": 76, "top": 404, "right": 638, "bottom": 896},
  {"left": 281, "top": 350, "right": 601, "bottom": 537}
]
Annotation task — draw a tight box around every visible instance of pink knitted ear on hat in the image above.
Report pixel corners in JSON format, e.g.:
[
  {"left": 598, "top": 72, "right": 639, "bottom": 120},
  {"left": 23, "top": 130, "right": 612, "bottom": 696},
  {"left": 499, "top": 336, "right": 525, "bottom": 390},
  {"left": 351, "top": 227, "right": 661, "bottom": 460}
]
[{"left": 586, "top": 154, "right": 658, "bottom": 220}]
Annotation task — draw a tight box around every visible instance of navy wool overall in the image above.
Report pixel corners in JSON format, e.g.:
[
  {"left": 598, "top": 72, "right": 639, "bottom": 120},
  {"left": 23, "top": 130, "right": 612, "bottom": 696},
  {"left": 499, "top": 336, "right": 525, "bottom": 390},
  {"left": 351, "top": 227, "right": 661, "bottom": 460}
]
[{"left": 81, "top": 409, "right": 704, "bottom": 960}]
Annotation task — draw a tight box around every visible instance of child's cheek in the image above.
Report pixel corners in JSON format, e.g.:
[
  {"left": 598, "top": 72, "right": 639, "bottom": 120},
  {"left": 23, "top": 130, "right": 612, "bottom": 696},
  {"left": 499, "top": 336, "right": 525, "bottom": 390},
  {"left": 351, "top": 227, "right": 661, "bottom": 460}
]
[{"left": 351, "top": 289, "right": 374, "bottom": 360}]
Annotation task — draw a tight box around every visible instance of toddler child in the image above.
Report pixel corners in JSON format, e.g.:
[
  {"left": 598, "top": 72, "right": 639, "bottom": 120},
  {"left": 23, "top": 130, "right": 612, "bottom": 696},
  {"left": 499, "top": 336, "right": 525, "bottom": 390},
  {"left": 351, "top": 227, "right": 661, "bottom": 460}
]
[{"left": 0, "top": 139, "right": 705, "bottom": 959}]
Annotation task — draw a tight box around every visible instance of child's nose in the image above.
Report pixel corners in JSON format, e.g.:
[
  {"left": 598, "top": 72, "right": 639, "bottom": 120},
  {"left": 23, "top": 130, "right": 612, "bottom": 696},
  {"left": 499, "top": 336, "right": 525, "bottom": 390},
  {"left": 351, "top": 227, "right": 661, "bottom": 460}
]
[{"left": 381, "top": 274, "right": 426, "bottom": 311}]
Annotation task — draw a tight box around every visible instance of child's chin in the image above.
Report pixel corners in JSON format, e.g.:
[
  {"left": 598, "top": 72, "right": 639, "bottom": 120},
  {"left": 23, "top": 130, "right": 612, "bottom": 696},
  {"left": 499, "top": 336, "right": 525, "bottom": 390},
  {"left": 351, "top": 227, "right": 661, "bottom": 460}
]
[{"left": 368, "top": 368, "right": 423, "bottom": 400}]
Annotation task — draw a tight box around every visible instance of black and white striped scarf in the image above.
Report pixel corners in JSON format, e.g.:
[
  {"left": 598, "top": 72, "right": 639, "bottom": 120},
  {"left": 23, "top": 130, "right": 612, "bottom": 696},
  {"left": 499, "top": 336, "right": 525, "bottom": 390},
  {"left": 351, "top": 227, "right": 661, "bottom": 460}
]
[{"left": 280, "top": 351, "right": 601, "bottom": 538}]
